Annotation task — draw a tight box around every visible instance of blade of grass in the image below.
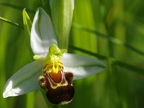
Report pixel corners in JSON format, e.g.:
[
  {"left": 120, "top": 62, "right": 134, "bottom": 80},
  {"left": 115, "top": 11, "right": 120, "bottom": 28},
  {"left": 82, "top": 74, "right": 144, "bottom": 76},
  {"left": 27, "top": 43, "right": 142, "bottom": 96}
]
[
  {"left": 26, "top": 92, "right": 35, "bottom": 108},
  {"left": 0, "top": 2, "right": 35, "bottom": 13},
  {"left": 69, "top": 45, "right": 107, "bottom": 60},
  {"left": 72, "top": 23, "right": 144, "bottom": 56},
  {"left": 113, "top": 61, "right": 144, "bottom": 75},
  {"left": 40, "top": 90, "right": 53, "bottom": 108},
  {"left": 69, "top": 45, "right": 144, "bottom": 75},
  {"left": 72, "top": 0, "right": 97, "bottom": 56},
  {"left": 0, "top": 16, "right": 23, "bottom": 28}
]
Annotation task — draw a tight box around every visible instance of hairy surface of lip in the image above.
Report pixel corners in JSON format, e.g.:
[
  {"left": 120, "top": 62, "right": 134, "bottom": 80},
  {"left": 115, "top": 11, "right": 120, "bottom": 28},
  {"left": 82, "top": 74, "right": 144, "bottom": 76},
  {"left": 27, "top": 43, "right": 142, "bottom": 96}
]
[{"left": 39, "top": 70, "right": 74, "bottom": 105}]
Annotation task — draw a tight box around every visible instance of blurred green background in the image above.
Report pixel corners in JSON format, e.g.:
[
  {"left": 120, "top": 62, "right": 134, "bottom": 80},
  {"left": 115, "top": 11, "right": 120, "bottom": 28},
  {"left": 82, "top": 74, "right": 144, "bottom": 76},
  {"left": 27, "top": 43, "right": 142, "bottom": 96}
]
[{"left": 1, "top": 0, "right": 144, "bottom": 108}]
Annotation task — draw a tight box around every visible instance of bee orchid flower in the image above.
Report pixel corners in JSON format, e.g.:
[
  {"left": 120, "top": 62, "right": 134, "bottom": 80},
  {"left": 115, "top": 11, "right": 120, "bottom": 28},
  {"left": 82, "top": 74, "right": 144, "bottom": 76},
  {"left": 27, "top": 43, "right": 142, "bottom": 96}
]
[{"left": 3, "top": 8, "right": 106, "bottom": 105}]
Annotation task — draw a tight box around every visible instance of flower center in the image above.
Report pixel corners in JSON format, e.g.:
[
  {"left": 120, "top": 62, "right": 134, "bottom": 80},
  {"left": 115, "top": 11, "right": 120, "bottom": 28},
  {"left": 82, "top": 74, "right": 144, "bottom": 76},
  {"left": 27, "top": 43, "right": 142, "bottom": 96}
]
[
  {"left": 43, "top": 58, "right": 63, "bottom": 75},
  {"left": 38, "top": 44, "right": 74, "bottom": 105}
]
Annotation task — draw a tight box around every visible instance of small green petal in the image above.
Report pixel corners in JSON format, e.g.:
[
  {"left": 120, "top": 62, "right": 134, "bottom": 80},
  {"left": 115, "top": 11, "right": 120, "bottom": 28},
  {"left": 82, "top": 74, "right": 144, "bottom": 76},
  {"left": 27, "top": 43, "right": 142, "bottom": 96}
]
[
  {"left": 47, "top": 44, "right": 67, "bottom": 57},
  {"left": 3, "top": 61, "right": 42, "bottom": 98},
  {"left": 22, "top": 9, "right": 33, "bottom": 55},
  {"left": 62, "top": 53, "right": 106, "bottom": 80},
  {"left": 22, "top": 8, "right": 32, "bottom": 37}
]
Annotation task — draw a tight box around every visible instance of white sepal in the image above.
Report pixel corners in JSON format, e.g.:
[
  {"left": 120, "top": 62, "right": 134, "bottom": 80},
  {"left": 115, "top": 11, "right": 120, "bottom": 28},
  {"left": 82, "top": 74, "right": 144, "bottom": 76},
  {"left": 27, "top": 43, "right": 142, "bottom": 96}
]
[
  {"left": 31, "top": 8, "right": 57, "bottom": 55},
  {"left": 3, "top": 61, "right": 42, "bottom": 98},
  {"left": 62, "top": 53, "right": 106, "bottom": 80}
]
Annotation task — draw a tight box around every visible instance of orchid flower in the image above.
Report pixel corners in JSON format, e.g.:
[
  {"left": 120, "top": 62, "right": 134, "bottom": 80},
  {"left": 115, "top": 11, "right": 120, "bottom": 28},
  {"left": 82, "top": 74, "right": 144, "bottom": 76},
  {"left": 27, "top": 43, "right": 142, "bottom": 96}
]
[{"left": 3, "top": 8, "right": 106, "bottom": 105}]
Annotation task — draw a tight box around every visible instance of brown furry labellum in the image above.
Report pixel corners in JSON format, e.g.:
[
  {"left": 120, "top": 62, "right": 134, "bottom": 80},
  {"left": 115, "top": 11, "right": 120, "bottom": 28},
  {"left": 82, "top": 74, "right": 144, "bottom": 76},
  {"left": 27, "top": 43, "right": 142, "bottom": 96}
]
[{"left": 38, "top": 71, "right": 74, "bottom": 105}]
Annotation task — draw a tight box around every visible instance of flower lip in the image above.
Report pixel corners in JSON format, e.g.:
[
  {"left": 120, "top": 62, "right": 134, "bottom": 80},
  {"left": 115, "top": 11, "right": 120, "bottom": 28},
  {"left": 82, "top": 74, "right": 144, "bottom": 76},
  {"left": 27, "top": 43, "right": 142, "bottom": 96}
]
[
  {"left": 46, "top": 72, "right": 74, "bottom": 105},
  {"left": 46, "top": 82, "right": 74, "bottom": 105},
  {"left": 39, "top": 68, "right": 74, "bottom": 105}
]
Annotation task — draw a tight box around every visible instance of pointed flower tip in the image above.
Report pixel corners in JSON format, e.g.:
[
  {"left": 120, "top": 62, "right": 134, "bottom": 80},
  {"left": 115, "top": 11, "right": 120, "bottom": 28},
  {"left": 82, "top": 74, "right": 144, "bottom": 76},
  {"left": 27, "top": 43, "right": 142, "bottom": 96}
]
[
  {"left": 3, "top": 89, "right": 21, "bottom": 98},
  {"left": 3, "top": 80, "right": 19, "bottom": 98},
  {"left": 3, "top": 94, "right": 8, "bottom": 98},
  {"left": 3, "top": 91, "right": 16, "bottom": 98},
  {"left": 3, "top": 91, "right": 8, "bottom": 98}
]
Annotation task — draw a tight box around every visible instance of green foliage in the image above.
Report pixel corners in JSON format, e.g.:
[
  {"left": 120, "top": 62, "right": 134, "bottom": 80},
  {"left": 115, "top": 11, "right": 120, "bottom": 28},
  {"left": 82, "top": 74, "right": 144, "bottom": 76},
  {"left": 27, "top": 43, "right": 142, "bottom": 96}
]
[{"left": 1, "top": 0, "right": 144, "bottom": 108}]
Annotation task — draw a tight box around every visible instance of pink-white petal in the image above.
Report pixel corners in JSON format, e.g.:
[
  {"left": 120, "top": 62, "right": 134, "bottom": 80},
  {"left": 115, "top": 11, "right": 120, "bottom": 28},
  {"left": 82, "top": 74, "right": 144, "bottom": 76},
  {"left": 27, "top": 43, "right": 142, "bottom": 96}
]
[
  {"left": 3, "top": 61, "right": 42, "bottom": 98},
  {"left": 62, "top": 53, "right": 106, "bottom": 80},
  {"left": 31, "top": 8, "right": 57, "bottom": 55}
]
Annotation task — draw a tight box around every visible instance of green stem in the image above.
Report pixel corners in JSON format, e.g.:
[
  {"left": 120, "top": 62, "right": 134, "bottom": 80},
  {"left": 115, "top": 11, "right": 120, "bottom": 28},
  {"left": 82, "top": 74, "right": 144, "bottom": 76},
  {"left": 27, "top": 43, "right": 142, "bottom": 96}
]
[
  {"left": 50, "top": 0, "right": 73, "bottom": 49},
  {"left": 40, "top": 90, "right": 53, "bottom": 108},
  {"left": 40, "top": 89, "right": 59, "bottom": 108},
  {"left": 26, "top": 92, "right": 35, "bottom": 108},
  {"left": 0, "top": 16, "right": 23, "bottom": 28},
  {"left": 73, "top": 24, "right": 144, "bottom": 56},
  {"left": 52, "top": 105, "right": 59, "bottom": 108}
]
